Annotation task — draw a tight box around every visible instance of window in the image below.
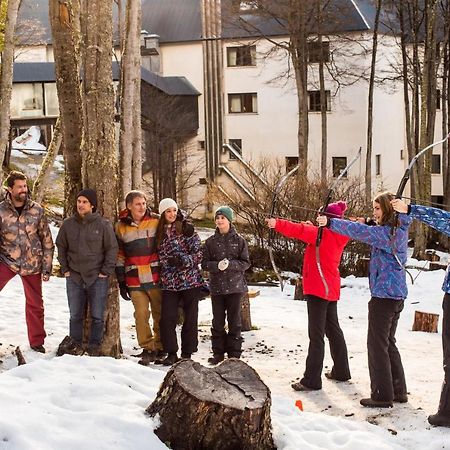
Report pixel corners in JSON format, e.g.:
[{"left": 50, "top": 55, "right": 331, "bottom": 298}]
[
  {"left": 375, "top": 154, "right": 381, "bottom": 176},
  {"left": 308, "top": 90, "right": 331, "bottom": 112},
  {"left": 286, "top": 156, "right": 299, "bottom": 172},
  {"left": 227, "top": 45, "right": 256, "bottom": 67},
  {"left": 199, "top": 140, "right": 205, "bottom": 150},
  {"left": 307, "top": 41, "right": 330, "bottom": 63},
  {"left": 437, "top": 89, "right": 441, "bottom": 110},
  {"left": 432, "top": 154, "right": 441, "bottom": 174},
  {"left": 400, "top": 149, "right": 404, "bottom": 160},
  {"left": 228, "top": 93, "right": 258, "bottom": 113},
  {"left": 332, "top": 157, "right": 347, "bottom": 178},
  {"left": 228, "top": 139, "right": 242, "bottom": 160}
]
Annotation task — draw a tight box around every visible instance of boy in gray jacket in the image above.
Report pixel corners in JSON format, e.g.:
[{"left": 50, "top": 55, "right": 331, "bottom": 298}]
[{"left": 202, "top": 206, "right": 250, "bottom": 364}]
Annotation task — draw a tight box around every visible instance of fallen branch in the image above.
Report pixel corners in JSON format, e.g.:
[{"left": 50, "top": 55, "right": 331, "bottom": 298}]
[{"left": 14, "top": 346, "right": 26, "bottom": 365}]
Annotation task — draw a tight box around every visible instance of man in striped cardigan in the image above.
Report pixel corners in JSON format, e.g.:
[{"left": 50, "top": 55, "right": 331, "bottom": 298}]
[{"left": 115, "top": 191, "right": 164, "bottom": 365}]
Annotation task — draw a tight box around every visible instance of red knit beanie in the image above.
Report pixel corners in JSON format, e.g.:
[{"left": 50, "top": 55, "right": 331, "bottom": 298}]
[{"left": 325, "top": 201, "right": 347, "bottom": 218}]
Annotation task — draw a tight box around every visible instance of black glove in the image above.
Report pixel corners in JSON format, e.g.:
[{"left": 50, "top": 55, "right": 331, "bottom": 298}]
[
  {"left": 182, "top": 220, "right": 194, "bottom": 237},
  {"left": 167, "top": 255, "right": 184, "bottom": 268},
  {"left": 118, "top": 281, "right": 131, "bottom": 301}
]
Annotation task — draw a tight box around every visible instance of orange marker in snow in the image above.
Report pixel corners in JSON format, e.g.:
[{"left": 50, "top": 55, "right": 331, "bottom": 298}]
[{"left": 295, "top": 400, "right": 303, "bottom": 411}]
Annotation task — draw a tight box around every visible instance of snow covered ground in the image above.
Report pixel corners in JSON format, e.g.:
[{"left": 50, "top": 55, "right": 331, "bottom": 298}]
[{"left": 0, "top": 236, "right": 449, "bottom": 449}]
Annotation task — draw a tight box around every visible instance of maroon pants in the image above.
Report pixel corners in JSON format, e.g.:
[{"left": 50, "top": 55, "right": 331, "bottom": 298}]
[{"left": 0, "top": 263, "right": 46, "bottom": 346}]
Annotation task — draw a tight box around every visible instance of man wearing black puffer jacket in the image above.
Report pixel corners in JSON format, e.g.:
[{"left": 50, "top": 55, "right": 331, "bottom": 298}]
[{"left": 202, "top": 206, "right": 250, "bottom": 365}]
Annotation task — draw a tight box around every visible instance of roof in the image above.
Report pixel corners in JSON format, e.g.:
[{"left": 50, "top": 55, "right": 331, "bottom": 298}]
[{"left": 12, "top": 62, "right": 200, "bottom": 96}]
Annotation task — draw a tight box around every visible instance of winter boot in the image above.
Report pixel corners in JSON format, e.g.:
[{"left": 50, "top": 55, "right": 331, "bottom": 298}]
[
  {"left": 180, "top": 353, "right": 191, "bottom": 359},
  {"left": 428, "top": 413, "right": 450, "bottom": 427},
  {"left": 138, "top": 350, "right": 156, "bottom": 366},
  {"left": 87, "top": 345, "right": 101, "bottom": 357},
  {"left": 208, "top": 354, "right": 224, "bottom": 365},
  {"left": 360, "top": 398, "right": 393, "bottom": 408},
  {"left": 161, "top": 353, "right": 180, "bottom": 366},
  {"left": 31, "top": 345, "right": 46, "bottom": 354},
  {"left": 291, "top": 382, "right": 319, "bottom": 392}
]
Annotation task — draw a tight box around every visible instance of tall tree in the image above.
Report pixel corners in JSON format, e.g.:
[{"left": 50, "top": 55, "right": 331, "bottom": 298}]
[
  {"left": 81, "top": 0, "right": 120, "bottom": 357},
  {"left": 119, "top": 0, "right": 142, "bottom": 203},
  {"left": 365, "top": 0, "right": 382, "bottom": 205},
  {"left": 49, "top": 0, "right": 84, "bottom": 215},
  {"left": 0, "top": 0, "right": 20, "bottom": 185}
]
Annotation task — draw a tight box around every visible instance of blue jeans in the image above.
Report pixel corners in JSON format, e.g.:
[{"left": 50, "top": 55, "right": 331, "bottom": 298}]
[{"left": 66, "top": 276, "right": 109, "bottom": 346}]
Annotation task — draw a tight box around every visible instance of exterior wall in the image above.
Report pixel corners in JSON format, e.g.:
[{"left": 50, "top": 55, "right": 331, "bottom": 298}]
[{"left": 15, "top": 45, "right": 54, "bottom": 62}]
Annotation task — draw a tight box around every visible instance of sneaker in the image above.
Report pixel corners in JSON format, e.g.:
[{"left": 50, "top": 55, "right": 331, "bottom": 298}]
[
  {"left": 360, "top": 398, "right": 393, "bottom": 408},
  {"left": 428, "top": 413, "right": 450, "bottom": 427},
  {"left": 208, "top": 354, "right": 224, "bottom": 365},
  {"left": 87, "top": 346, "right": 101, "bottom": 357},
  {"left": 161, "top": 353, "right": 180, "bottom": 366},
  {"left": 31, "top": 345, "right": 45, "bottom": 354},
  {"left": 138, "top": 350, "right": 156, "bottom": 366},
  {"left": 393, "top": 394, "right": 408, "bottom": 403},
  {"left": 291, "top": 382, "right": 319, "bottom": 392}
]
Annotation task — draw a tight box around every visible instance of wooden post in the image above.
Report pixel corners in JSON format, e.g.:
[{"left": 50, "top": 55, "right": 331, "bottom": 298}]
[
  {"left": 412, "top": 310, "right": 439, "bottom": 333},
  {"left": 241, "top": 292, "right": 252, "bottom": 332},
  {"left": 294, "top": 277, "right": 304, "bottom": 300}
]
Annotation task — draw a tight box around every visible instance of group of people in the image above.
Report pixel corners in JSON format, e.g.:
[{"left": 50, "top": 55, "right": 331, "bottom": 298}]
[
  {"left": 1, "top": 169, "right": 449, "bottom": 428},
  {"left": 0, "top": 171, "right": 249, "bottom": 368},
  {"left": 267, "top": 192, "right": 450, "bottom": 428}
]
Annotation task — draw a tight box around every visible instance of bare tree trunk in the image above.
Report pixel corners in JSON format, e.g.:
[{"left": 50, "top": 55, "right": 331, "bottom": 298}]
[
  {"left": 81, "top": 0, "right": 120, "bottom": 357},
  {"left": 0, "top": 0, "right": 20, "bottom": 184},
  {"left": 317, "top": 0, "right": 327, "bottom": 180},
  {"left": 32, "top": 117, "right": 62, "bottom": 203},
  {"left": 119, "top": 0, "right": 141, "bottom": 202},
  {"left": 366, "top": 0, "right": 382, "bottom": 204},
  {"left": 49, "top": 0, "right": 84, "bottom": 216}
]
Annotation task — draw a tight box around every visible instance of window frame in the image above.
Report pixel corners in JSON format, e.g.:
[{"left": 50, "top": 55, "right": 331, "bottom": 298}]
[
  {"left": 308, "top": 90, "right": 331, "bottom": 112},
  {"left": 332, "top": 156, "right": 348, "bottom": 178},
  {"left": 307, "top": 41, "right": 330, "bottom": 63},
  {"left": 226, "top": 45, "right": 256, "bottom": 67},
  {"left": 228, "top": 93, "right": 258, "bottom": 114}
]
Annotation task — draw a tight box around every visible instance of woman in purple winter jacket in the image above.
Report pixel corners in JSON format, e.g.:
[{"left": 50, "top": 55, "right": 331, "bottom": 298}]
[
  {"left": 318, "top": 191, "right": 412, "bottom": 408},
  {"left": 156, "top": 198, "right": 204, "bottom": 366}
]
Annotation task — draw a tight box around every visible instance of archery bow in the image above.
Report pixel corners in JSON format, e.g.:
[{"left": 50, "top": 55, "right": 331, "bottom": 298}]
[
  {"left": 268, "top": 164, "right": 300, "bottom": 291},
  {"left": 316, "top": 147, "right": 362, "bottom": 298}
]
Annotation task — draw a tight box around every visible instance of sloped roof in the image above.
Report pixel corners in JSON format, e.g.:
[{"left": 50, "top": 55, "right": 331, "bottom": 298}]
[{"left": 12, "top": 62, "right": 200, "bottom": 96}]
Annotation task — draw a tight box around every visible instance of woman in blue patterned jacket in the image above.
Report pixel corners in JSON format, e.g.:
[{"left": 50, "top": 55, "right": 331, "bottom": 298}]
[
  {"left": 318, "top": 192, "right": 412, "bottom": 408},
  {"left": 392, "top": 198, "right": 450, "bottom": 428},
  {"left": 155, "top": 198, "right": 204, "bottom": 366}
]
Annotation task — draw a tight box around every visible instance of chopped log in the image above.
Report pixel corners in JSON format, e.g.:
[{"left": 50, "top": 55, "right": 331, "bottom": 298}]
[
  {"left": 412, "top": 310, "right": 439, "bottom": 333},
  {"left": 14, "top": 346, "right": 26, "bottom": 365},
  {"left": 241, "top": 292, "right": 252, "bottom": 331},
  {"left": 146, "top": 359, "right": 275, "bottom": 450},
  {"left": 294, "top": 277, "right": 304, "bottom": 300}
]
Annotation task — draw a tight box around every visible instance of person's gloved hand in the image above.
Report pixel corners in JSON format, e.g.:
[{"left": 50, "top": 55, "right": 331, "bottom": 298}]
[
  {"left": 218, "top": 258, "right": 229, "bottom": 271},
  {"left": 118, "top": 281, "right": 131, "bottom": 301},
  {"left": 182, "top": 221, "right": 194, "bottom": 237},
  {"left": 167, "top": 255, "right": 184, "bottom": 268}
]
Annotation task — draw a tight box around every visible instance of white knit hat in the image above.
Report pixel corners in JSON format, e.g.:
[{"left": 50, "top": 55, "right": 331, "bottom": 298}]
[{"left": 159, "top": 198, "right": 178, "bottom": 214}]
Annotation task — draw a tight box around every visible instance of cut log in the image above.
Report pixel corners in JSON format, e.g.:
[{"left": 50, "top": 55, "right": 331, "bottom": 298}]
[
  {"left": 412, "top": 310, "right": 439, "bottom": 333},
  {"left": 241, "top": 292, "right": 252, "bottom": 331},
  {"left": 294, "top": 277, "right": 304, "bottom": 300},
  {"left": 146, "top": 359, "right": 275, "bottom": 450}
]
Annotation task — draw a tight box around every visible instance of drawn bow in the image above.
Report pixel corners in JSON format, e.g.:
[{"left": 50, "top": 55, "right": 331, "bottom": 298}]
[{"left": 316, "top": 147, "right": 362, "bottom": 298}]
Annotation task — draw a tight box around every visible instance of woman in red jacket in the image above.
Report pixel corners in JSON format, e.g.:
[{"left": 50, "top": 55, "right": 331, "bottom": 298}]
[{"left": 266, "top": 201, "right": 351, "bottom": 391}]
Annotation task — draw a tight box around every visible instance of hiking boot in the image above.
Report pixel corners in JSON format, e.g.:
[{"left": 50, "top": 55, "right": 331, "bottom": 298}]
[
  {"left": 428, "top": 413, "right": 450, "bottom": 427},
  {"left": 324, "top": 371, "right": 350, "bottom": 382},
  {"left": 161, "top": 353, "right": 180, "bottom": 366},
  {"left": 138, "top": 350, "right": 156, "bottom": 366},
  {"left": 180, "top": 353, "right": 191, "bottom": 359},
  {"left": 291, "top": 382, "right": 319, "bottom": 392},
  {"left": 208, "top": 354, "right": 224, "bottom": 365},
  {"left": 393, "top": 393, "right": 408, "bottom": 403},
  {"left": 360, "top": 398, "right": 393, "bottom": 408},
  {"left": 31, "top": 345, "right": 45, "bottom": 354},
  {"left": 87, "top": 345, "right": 101, "bottom": 357},
  {"left": 153, "top": 350, "right": 168, "bottom": 365}
]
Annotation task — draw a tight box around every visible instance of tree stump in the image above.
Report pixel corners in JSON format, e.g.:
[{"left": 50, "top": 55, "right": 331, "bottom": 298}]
[
  {"left": 146, "top": 359, "right": 275, "bottom": 450},
  {"left": 412, "top": 310, "right": 439, "bottom": 333},
  {"left": 241, "top": 292, "right": 252, "bottom": 331},
  {"left": 294, "top": 277, "right": 304, "bottom": 300}
]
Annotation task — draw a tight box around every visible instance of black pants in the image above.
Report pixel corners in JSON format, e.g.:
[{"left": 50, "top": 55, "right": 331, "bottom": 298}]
[
  {"left": 367, "top": 297, "right": 406, "bottom": 401},
  {"left": 301, "top": 295, "right": 351, "bottom": 389},
  {"left": 160, "top": 288, "right": 200, "bottom": 355},
  {"left": 211, "top": 293, "right": 242, "bottom": 357},
  {"left": 438, "top": 293, "right": 450, "bottom": 416}
]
